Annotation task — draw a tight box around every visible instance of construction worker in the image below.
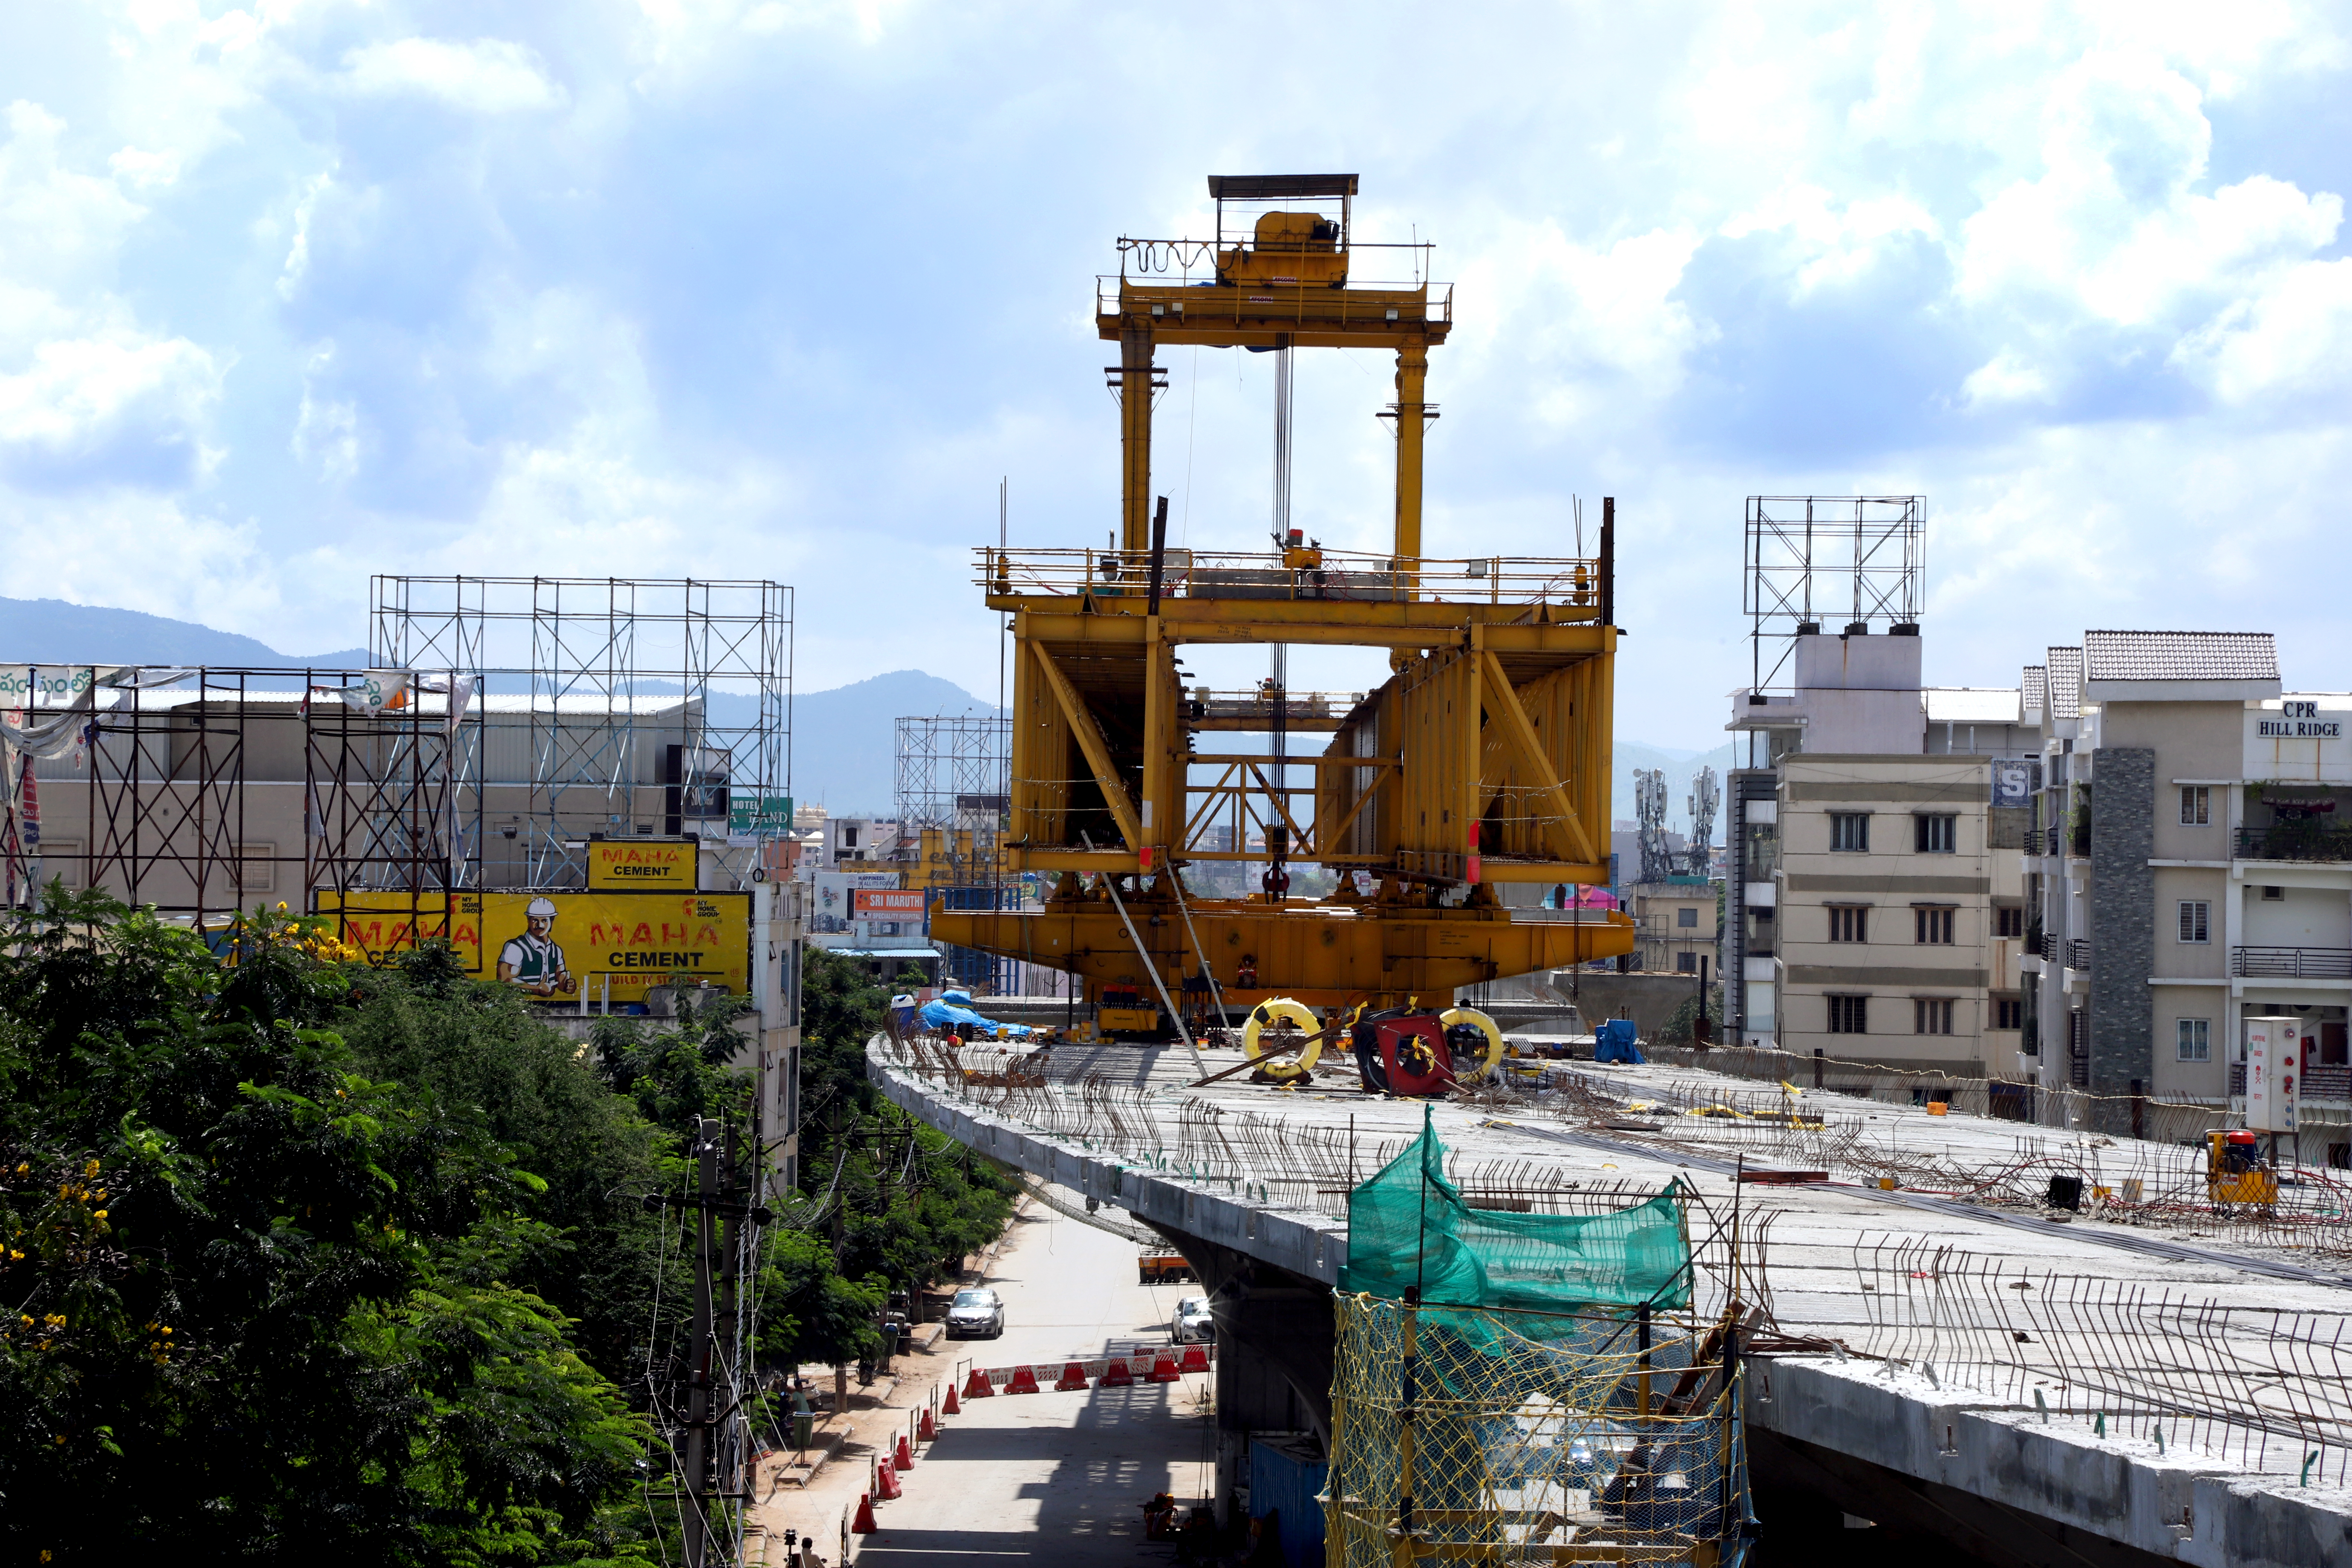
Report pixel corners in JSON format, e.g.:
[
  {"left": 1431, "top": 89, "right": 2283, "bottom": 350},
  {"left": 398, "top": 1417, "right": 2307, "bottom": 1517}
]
[{"left": 498, "top": 896, "right": 574, "bottom": 997}]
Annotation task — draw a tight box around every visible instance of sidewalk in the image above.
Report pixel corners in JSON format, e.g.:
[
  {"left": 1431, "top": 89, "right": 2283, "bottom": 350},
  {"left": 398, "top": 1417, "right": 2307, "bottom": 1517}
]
[{"left": 744, "top": 1199, "right": 1031, "bottom": 1565}]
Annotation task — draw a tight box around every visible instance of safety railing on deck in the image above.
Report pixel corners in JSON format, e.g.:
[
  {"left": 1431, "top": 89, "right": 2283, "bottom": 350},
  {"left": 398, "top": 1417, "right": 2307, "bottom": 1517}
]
[{"left": 976, "top": 546, "right": 1603, "bottom": 608}]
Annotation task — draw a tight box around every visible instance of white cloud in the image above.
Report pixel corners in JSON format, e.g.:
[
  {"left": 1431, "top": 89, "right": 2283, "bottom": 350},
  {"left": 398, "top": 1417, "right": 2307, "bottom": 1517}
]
[
  {"left": 1959, "top": 350, "right": 2051, "bottom": 408},
  {"left": 2171, "top": 257, "right": 2352, "bottom": 404},
  {"left": 0, "top": 330, "right": 223, "bottom": 479},
  {"left": 339, "top": 38, "right": 565, "bottom": 114}
]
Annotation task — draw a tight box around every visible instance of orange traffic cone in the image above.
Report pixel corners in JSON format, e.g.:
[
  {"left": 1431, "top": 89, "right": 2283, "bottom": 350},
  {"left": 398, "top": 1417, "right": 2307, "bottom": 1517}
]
[
  {"left": 1147, "top": 1354, "right": 1181, "bottom": 1384},
  {"left": 896, "top": 1432, "right": 913, "bottom": 1469},
  {"left": 943, "top": 1380, "right": 961, "bottom": 1414},
  {"left": 1099, "top": 1356, "right": 1134, "bottom": 1388},
  {"left": 962, "top": 1368, "right": 993, "bottom": 1400},
  {"left": 853, "top": 1492, "right": 878, "bottom": 1533},
  {"left": 1006, "top": 1363, "right": 1041, "bottom": 1395},
  {"left": 1055, "top": 1360, "right": 1092, "bottom": 1391},
  {"left": 920, "top": 1404, "right": 939, "bottom": 1439},
  {"left": 876, "top": 1456, "right": 902, "bottom": 1500},
  {"left": 1178, "top": 1343, "right": 1210, "bottom": 1374}
]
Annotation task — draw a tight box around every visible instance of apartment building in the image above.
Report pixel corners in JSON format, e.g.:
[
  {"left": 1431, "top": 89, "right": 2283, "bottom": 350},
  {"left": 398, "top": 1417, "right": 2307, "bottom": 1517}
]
[
  {"left": 2019, "top": 632, "right": 2348, "bottom": 1147},
  {"left": 1629, "top": 876, "right": 1719, "bottom": 974},
  {"left": 1726, "top": 628, "right": 2031, "bottom": 1074}
]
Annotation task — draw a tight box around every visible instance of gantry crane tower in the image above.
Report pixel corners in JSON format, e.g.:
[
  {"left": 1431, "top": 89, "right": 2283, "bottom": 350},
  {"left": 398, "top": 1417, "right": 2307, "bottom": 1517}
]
[{"left": 935, "top": 174, "right": 1634, "bottom": 1014}]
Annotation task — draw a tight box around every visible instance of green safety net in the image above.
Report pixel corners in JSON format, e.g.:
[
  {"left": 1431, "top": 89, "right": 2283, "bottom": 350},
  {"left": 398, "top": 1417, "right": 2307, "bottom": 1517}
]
[{"left": 1340, "top": 1110, "right": 1691, "bottom": 1312}]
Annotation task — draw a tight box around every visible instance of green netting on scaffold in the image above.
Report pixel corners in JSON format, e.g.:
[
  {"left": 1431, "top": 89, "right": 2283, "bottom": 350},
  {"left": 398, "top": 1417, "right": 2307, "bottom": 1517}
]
[{"left": 1340, "top": 1108, "right": 1693, "bottom": 1312}]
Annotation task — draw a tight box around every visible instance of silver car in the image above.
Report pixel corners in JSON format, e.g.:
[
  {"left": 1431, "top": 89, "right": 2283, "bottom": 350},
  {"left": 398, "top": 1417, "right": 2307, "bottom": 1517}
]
[
  {"left": 1171, "top": 1294, "right": 1214, "bottom": 1344},
  {"left": 945, "top": 1287, "right": 1004, "bottom": 1340}
]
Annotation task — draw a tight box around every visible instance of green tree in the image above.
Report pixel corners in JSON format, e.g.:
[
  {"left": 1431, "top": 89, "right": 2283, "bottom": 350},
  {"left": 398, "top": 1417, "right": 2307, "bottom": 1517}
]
[{"left": 0, "top": 896, "right": 652, "bottom": 1566}]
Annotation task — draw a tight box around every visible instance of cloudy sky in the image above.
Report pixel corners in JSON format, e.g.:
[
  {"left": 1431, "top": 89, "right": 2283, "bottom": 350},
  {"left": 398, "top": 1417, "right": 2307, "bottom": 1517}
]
[{"left": 3, "top": 1, "right": 2347, "bottom": 748}]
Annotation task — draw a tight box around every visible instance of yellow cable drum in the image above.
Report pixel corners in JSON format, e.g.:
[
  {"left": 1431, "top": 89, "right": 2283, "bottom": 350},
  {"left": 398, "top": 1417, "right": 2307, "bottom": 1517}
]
[
  {"left": 1243, "top": 997, "right": 1322, "bottom": 1083},
  {"left": 1438, "top": 1006, "right": 1506, "bottom": 1083}
]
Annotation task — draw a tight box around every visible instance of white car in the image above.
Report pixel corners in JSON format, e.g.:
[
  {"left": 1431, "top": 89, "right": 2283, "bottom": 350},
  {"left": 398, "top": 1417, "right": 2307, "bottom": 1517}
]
[
  {"left": 1171, "top": 1295, "right": 1215, "bottom": 1344},
  {"left": 945, "top": 1287, "right": 1004, "bottom": 1340}
]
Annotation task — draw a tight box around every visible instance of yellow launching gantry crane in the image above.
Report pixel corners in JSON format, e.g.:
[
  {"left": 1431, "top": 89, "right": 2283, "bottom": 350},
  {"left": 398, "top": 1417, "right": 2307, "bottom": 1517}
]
[{"left": 936, "top": 174, "right": 1635, "bottom": 1023}]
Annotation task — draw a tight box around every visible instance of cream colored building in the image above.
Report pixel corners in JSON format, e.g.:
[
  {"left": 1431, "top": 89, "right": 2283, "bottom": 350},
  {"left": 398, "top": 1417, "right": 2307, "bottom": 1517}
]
[
  {"left": 1726, "top": 628, "right": 2033, "bottom": 1080},
  {"left": 1773, "top": 752, "right": 2027, "bottom": 1075}
]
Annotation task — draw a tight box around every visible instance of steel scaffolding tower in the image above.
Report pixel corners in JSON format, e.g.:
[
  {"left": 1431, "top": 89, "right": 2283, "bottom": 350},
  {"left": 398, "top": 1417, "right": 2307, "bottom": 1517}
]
[
  {"left": 2, "top": 665, "right": 461, "bottom": 922},
  {"left": 893, "top": 714, "right": 1009, "bottom": 835},
  {"left": 370, "top": 577, "right": 792, "bottom": 889},
  {"left": 1743, "top": 496, "right": 1924, "bottom": 694}
]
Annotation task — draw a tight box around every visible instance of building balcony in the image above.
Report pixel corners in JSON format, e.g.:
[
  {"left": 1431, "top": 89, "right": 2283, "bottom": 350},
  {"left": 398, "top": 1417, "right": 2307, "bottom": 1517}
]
[
  {"left": 2236, "top": 825, "right": 2352, "bottom": 863},
  {"left": 2231, "top": 945, "right": 2352, "bottom": 979},
  {"left": 2231, "top": 1063, "right": 2352, "bottom": 1101},
  {"left": 2065, "top": 938, "right": 2091, "bottom": 971}
]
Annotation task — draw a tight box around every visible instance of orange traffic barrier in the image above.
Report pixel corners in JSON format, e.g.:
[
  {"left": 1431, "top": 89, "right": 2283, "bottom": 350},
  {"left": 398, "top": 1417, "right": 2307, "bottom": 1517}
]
[
  {"left": 1177, "top": 1344, "right": 1210, "bottom": 1374},
  {"left": 1099, "top": 1357, "right": 1134, "bottom": 1388},
  {"left": 1055, "top": 1360, "right": 1092, "bottom": 1390},
  {"left": 920, "top": 1404, "right": 939, "bottom": 1439},
  {"left": 1147, "top": 1355, "right": 1181, "bottom": 1384},
  {"left": 962, "top": 1368, "right": 993, "bottom": 1400},
  {"left": 876, "top": 1456, "right": 902, "bottom": 1500},
  {"left": 896, "top": 1432, "right": 914, "bottom": 1468},
  {"left": 1005, "top": 1363, "right": 1041, "bottom": 1395},
  {"left": 943, "top": 1380, "right": 962, "bottom": 1413},
  {"left": 852, "top": 1492, "right": 878, "bottom": 1533}
]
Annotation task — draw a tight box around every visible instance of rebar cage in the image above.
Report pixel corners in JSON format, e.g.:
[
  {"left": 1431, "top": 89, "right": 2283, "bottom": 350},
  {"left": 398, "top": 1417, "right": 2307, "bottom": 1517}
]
[{"left": 1330, "top": 1294, "right": 1750, "bottom": 1566}]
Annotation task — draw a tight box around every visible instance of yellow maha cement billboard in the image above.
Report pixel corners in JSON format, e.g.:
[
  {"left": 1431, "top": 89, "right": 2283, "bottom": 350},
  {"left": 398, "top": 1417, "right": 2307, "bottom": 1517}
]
[
  {"left": 323, "top": 890, "right": 750, "bottom": 1003},
  {"left": 586, "top": 839, "right": 698, "bottom": 889}
]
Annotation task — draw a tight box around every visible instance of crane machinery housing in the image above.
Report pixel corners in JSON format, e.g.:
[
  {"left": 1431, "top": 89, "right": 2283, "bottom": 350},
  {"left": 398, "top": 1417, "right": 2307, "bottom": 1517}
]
[{"left": 934, "top": 174, "right": 1635, "bottom": 1026}]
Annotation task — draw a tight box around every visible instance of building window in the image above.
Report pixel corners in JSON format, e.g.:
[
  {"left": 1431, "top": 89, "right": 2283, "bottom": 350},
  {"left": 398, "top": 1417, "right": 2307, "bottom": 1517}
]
[
  {"left": 1830, "top": 813, "right": 1870, "bottom": 853},
  {"left": 1993, "top": 905, "right": 2024, "bottom": 938},
  {"left": 1828, "top": 905, "right": 1868, "bottom": 943},
  {"left": 1914, "top": 906, "right": 1955, "bottom": 945},
  {"left": 1993, "top": 996, "right": 2023, "bottom": 1030},
  {"left": 1677, "top": 906, "right": 1698, "bottom": 928},
  {"left": 1914, "top": 814, "right": 1957, "bottom": 854},
  {"left": 1676, "top": 952, "right": 1698, "bottom": 973},
  {"left": 1914, "top": 997, "right": 1955, "bottom": 1035},
  {"left": 2176, "top": 1018, "right": 2210, "bottom": 1062},
  {"left": 2179, "top": 786, "right": 2209, "bottom": 825},
  {"left": 1827, "top": 994, "right": 1868, "bottom": 1034},
  {"left": 2176, "top": 900, "right": 2210, "bottom": 943},
  {"left": 841, "top": 825, "right": 859, "bottom": 847},
  {"left": 2261, "top": 885, "right": 2285, "bottom": 901}
]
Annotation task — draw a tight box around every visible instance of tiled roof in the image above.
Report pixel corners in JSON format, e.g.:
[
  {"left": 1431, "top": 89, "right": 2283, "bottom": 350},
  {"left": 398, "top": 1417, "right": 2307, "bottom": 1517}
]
[
  {"left": 2046, "top": 646, "right": 2082, "bottom": 719},
  {"left": 2021, "top": 665, "right": 2047, "bottom": 716},
  {"left": 2082, "top": 630, "right": 2278, "bottom": 683}
]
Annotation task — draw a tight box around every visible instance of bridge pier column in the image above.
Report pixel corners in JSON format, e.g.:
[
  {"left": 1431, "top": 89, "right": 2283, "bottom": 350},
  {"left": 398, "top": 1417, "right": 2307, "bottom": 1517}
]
[{"left": 1145, "top": 1223, "right": 1334, "bottom": 1528}]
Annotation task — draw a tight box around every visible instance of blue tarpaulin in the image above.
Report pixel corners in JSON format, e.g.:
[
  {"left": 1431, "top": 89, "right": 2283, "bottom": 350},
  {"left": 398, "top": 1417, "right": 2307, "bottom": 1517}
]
[
  {"left": 911, "top": 988, "right": 1034, "bottom": 1039},
  {"left": 1592, "top": 1018, "right": 1644, "bottom": 1063}
]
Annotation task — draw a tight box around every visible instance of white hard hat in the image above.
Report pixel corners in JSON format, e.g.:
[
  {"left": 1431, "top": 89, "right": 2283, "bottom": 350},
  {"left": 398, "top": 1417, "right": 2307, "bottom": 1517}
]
[{"left": 526, "top": 897, "right": 559, "bottom": 919}]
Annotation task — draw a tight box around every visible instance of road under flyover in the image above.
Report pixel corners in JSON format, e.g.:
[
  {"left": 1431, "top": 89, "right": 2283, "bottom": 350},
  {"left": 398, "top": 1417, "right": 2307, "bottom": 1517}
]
[{"left": 873, "top": 1035, "right": 2352, "bottom": 1568}]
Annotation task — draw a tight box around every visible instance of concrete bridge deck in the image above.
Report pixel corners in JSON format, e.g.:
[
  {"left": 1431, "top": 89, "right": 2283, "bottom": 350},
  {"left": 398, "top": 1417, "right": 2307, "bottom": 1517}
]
[{"left": 871, "top": 1034, "right": 2352, "bottom": 1566}]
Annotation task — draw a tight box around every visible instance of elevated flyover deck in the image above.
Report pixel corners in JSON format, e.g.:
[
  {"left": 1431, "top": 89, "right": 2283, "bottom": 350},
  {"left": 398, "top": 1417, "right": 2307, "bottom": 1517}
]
[{"left": 872, "top": 1034, "right": 2352, "bottom": 1567}]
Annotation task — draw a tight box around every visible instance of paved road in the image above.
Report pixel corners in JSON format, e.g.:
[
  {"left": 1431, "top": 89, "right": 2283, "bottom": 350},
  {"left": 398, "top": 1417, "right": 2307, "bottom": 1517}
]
[{"left": 856, "top": 1199, "right": 1216, "bottom": 1564}]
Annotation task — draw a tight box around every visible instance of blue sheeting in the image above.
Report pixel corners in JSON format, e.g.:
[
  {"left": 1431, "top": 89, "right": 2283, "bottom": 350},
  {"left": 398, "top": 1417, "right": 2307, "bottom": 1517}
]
[
  {"left": 1247, "top": 1439, "right": 1328, "bottom": 1566},
  {"left": 913, "top": 988, "right": 1034, "bottom": 1039}
]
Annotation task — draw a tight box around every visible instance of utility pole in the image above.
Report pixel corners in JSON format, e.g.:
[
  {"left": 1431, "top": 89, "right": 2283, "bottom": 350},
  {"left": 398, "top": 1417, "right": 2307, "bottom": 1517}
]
[
  {"left": 719, "top": 1119, "right": 742, "bottom": 1516},
  {"left": 684, "top": 1116, "right": 718, "bottom": 1568}
]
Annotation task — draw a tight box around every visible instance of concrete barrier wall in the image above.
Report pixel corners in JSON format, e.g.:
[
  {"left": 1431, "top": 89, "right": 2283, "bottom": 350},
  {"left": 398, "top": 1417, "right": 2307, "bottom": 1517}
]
[{"left": 1749, "top": 1356, "right": 2352, "bottom": 1568}]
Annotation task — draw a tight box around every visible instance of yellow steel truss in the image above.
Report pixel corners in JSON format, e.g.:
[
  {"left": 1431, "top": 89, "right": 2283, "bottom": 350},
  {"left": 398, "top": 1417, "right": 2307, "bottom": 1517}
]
[{"left": 936, "top": 176, "right": 1633, "bottom": 1006}]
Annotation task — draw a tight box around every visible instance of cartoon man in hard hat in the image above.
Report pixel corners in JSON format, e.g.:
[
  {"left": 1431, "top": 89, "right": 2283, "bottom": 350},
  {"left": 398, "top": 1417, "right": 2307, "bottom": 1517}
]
[{"left": 498, "top": 896, "right": 574, "bottom": 997}]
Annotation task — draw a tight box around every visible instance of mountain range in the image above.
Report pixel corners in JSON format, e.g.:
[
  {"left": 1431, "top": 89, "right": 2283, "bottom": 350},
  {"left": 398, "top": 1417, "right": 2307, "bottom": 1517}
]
[{"left": 0, "top": 597, "right": 1733, "bottom": 832}]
